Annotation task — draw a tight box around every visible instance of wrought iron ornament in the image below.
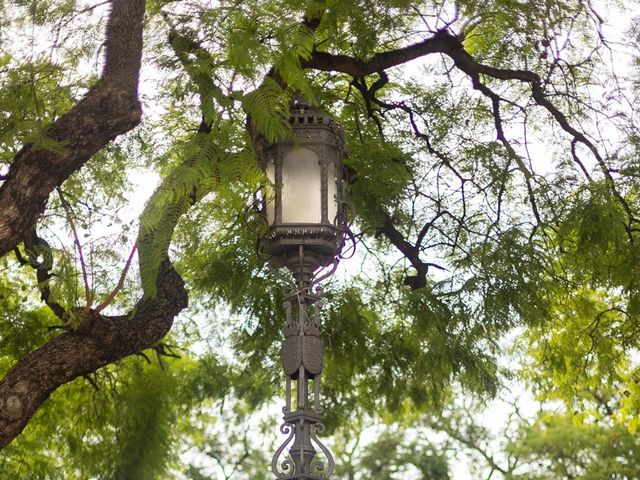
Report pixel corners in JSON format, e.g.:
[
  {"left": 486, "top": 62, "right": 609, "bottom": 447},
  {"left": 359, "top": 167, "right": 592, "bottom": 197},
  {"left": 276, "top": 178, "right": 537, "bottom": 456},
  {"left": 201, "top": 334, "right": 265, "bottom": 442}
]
[{"left": 271, "top": 280, "right": 335, "bottom": 479}]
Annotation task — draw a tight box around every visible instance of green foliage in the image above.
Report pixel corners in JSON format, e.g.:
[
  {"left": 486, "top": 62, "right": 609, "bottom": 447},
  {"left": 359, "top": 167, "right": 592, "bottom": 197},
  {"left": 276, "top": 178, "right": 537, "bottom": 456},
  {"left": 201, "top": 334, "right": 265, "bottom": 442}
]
[
  {"left": 0, "top": 59, "right": 74, "bottom": 162},
  {"left": 241, "top": 78, "right": 292, "bottom": 143},
  {"left": 272, "top": 24, "right": 315, "bottom": 99},
  {"left": 4, "top": 1, "right": 640, "bottom": 479},
  {"left": 345, "top": 136, "right": 414, "bottom": 228},
  {"left": 357, "top": 430, "right": 450, "bottom": 480},
  {"left": 138, "top": 127, "right": 260, "bottom": 297},
  {"left": 558, "top": 184, "right": 632, "bottom": 286},
  {"left": 10, "top": 0, "right": 76, "bottom": 26},
  {"left": 508, "top": 412, "right": 640, "bottom": 479},
  {"left": 0, "top": 271, "right": 59, "bottom": 363},
  {"left": 459, "top": 0, "right": 595, "bottom": 74},
  {"left": 0, "top": 358, "right": 173, "bottom": 479},
  {"left": 0, "top": 351, "right": 240, "bottom": 480},
  {"left": 111, "top": 365, "right": 178, "bottom": 480},
  {"left": 318, "top": 0, "right": 419, "bottom": 59},
  {"left": 514, "top": 183, "right": 640, "bottom": 433}
]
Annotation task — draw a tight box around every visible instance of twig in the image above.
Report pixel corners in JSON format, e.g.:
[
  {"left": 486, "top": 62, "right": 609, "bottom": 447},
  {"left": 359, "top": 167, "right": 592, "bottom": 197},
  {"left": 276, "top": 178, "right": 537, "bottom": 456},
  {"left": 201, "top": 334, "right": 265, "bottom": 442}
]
[
  {"left": 94, "top": 240, "right": 138, "bottom": 313},
  {"left": 82, "top": 374, "right": 100, "bottom": 392},
  {"left": 16, "top": 229, "right": 68, "bottom": 320},
  {"left": 57, "top": 188, "right": 92, "bottom": 309}
]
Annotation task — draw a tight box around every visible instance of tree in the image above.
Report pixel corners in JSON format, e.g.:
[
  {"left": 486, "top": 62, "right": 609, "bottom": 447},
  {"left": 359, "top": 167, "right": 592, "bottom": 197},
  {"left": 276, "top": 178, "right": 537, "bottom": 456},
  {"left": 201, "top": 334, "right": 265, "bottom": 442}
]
[{"left": 1, "top": 0, "right": 640, "bottom": 477}]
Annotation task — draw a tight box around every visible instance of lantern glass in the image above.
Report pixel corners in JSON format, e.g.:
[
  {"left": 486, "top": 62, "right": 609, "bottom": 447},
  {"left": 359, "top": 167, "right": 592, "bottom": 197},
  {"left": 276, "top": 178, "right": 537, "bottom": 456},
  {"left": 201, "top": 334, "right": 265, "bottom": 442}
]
[
  {"left": 281, "top": 148, "right": 322, "bottom": 223},
  {"left": 265, "top": 149, "right": 341, "bottom": 227},
  {"left": 260, "top": 99, "right": 347, "bottom": 267}
]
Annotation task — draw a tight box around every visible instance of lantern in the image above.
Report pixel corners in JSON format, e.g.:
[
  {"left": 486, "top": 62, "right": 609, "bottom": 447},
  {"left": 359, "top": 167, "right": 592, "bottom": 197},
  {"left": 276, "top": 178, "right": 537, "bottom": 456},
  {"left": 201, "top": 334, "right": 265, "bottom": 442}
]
[{"left": 260, "top": 96, "right": 347, "bottom": 288}]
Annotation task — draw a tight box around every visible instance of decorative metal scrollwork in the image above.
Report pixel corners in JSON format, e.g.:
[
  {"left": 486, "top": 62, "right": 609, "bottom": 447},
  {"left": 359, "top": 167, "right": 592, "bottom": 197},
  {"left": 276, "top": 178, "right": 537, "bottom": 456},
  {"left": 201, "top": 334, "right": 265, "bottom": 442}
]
[
  {"left": 271, "top": 412, "right": 335, "bottom": 479},
  {"left": 309, "top": 422, "right": 335, "bottom": 478},
  {"left": 272, "top": 422, "right": 296, "bottom": 478}
]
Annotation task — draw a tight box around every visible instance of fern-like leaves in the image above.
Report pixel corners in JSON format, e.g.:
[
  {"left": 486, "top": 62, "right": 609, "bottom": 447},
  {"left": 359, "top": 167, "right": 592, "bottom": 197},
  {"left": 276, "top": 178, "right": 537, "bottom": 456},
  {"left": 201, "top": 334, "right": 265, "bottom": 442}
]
[
  {"left": 138, "top": 130, "right": 260, "bottom": 297},
  {"left": 242, "top": 77, "right": 291, "bottom": 143}
]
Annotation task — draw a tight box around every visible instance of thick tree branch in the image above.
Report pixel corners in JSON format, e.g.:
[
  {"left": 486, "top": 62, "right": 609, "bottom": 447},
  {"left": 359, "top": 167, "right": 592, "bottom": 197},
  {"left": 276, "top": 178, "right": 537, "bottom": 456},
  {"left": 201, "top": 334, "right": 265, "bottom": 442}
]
[
  {"left": 0, "top": 17, "right": 221, "bottom": 443},
  {"left": 1, "top": 121, "right": 208, "bottom": 450},
  {"left": 101, "top": 0, "right": 146, "bottom": 92},
  {"left": 304, "top": 29, "right": 456, "bottom": 77},
  {"left": 0, "top": 0, "right": 146, "bottom": 258},
  {"left": 0, "top": 259, "right": 187, "bottom": 450},
  {"left": 304, "top": 29, "right": 535, "bottom": 81}
]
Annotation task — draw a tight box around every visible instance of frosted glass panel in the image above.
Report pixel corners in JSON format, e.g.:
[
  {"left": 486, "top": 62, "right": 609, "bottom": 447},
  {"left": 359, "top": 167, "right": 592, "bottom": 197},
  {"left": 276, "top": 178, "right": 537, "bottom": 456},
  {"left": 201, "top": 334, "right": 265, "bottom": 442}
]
[
  {"left": 281, "top": 148, "right": 321, "bottom": 223},
  {"left": 327, "top": 161, "right": 337, "bottom": 224},
  {"left": 265, "top": 161, "right": 275, "bottom": 224}
]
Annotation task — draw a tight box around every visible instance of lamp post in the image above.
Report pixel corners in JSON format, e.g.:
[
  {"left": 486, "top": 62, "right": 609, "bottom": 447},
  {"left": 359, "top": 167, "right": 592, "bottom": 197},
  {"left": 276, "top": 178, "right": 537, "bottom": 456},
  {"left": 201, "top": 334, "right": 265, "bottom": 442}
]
[{"left": 260, "top": 96, "right": 348, "bottom": 479}]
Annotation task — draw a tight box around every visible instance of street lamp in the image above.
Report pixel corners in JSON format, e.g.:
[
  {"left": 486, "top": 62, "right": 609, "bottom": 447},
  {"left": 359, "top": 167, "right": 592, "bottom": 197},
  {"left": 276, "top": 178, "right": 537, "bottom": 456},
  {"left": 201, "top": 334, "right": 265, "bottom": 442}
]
[{"left": 260, "top": 95, "right": 348, "bottom": 479}]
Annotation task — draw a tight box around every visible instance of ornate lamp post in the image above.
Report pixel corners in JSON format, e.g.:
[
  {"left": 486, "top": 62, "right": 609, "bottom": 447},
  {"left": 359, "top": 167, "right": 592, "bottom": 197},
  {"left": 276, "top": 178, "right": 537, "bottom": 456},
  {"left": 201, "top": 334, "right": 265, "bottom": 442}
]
[{"left": 259, "top": 96, "right": 348, "bottom": 479}]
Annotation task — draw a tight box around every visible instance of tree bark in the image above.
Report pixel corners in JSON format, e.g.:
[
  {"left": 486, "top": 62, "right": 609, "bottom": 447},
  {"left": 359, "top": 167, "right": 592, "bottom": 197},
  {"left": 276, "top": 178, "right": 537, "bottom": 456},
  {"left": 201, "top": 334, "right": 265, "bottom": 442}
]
[
  {"left": 0, "top": 0, "right": 146, "bottom": 258},
  {"left": 0, "top": 261, "right": 188, "bottom": 450}
]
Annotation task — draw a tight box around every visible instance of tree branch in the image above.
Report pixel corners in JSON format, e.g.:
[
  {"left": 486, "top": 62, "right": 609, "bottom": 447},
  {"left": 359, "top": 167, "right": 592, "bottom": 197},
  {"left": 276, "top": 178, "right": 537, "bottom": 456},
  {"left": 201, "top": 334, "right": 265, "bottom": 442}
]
[
  {"left": 305, "top": 28, "right": 635, "bottom": 227},
  {"left": 378, "top": 214, "right": 445, "bottom": 289},
  {"left": 0, "top": 7, "right": 224, "bottom": 442},
  {"left": 304, "top": 29, "right": 536, "bottom": 81},
  {"left": 1, "top": 125, "right": 209, "bottom": 449},
  {"left": 16, "top": 229, "right": 67, "bottom": 321},
  {"left": 94, "top": 241, "right": 138, "bottom": 314},
  {"left": 57, "top": 188, "right": 93, "bottom": 310},
  {"left": 0, "top": 0, "right": 146, "bottom": 258},
  {"left": 304, "top": 29, "right": 458, "bottom": 77},
  {"left": 432, "top": 419, "right": 509, "bottom": 476},
  {"left": 0, "top": 259, "right": 187, "bottom": 450}
]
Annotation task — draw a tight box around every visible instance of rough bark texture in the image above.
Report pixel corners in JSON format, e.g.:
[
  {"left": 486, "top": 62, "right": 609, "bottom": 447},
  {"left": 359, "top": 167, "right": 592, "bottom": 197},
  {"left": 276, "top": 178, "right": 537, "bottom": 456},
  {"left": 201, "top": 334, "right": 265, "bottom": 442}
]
[
  {"left": 0, "top": 261, "right": 187, "bottom": 450},
  {"left": 0, "top": 0, "right": 146, "bottom": 258}
]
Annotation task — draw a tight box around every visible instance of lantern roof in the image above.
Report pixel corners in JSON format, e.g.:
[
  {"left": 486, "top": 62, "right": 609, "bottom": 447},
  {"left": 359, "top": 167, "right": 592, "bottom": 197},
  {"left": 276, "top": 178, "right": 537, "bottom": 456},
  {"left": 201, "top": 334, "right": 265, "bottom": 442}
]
[{"left": 288, "top": 95, "right": 345, "bottom": 147}]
